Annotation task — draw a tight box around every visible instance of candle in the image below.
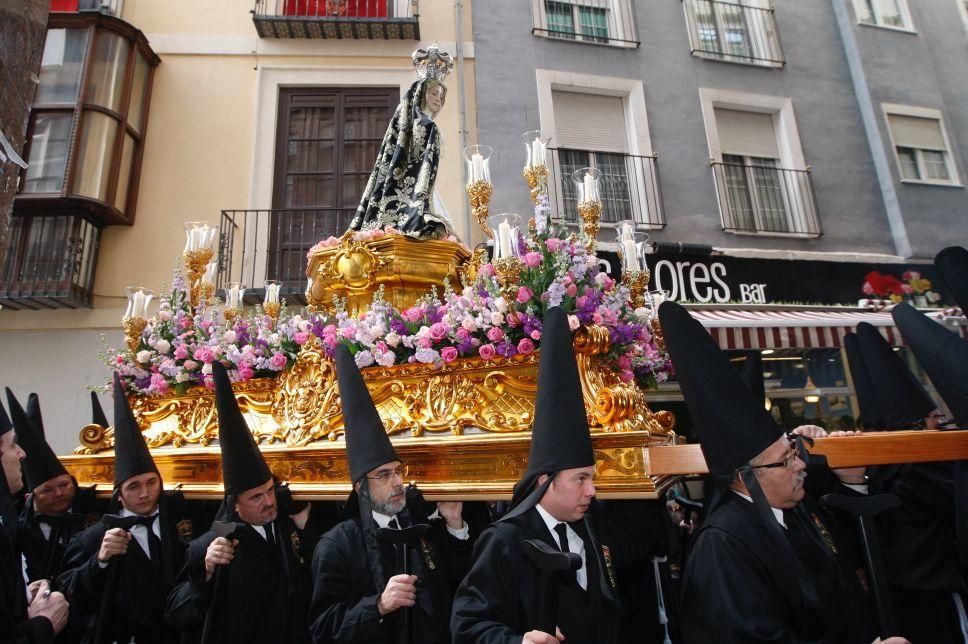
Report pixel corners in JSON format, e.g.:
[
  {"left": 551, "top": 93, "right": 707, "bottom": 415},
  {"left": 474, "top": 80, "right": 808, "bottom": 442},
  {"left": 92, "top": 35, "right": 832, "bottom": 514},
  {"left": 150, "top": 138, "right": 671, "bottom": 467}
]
[
  {"left": 583, "top": 173, "right": 598, "bottom": 202},
  {"left": 472, "top": 153, "right": 484, "bottom": 182},
  {"left": 132, "top": 291, "right": 145, "bottom": 318},
  {"left": 203, "top": 261, "right": 217, "bottom": 287},
  {"left": 620, "top": 222, "right": 634, "bottom": 241},
  {"left": 622, "top": 239, "right": 639, "bottom": 272},
  {"left": 497, "top": 220, "right": 512, "bottom": 258},
  {"left": 265, "top": 283, "right": 280, "bottom": 305},
  {"left": 227, "top": 285, "right": 243, "bottom": 309}
]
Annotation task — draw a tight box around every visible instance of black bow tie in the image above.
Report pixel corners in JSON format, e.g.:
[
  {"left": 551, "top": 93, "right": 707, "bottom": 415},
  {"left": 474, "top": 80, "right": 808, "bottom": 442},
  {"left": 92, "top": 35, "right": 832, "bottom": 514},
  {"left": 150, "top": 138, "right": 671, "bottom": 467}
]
[
  {"left": 102, "top": 514, "right": 157, "bottom": 531},
  {"left": 35, "top": 513, "right": 82, "bottom": 528}
]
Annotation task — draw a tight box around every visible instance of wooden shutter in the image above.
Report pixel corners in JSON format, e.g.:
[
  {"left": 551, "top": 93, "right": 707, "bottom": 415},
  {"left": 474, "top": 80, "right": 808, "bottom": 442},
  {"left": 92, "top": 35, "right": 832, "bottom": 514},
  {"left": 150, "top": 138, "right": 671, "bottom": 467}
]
[
  {"left": 552, "top": 90, "right": 629, "bottom": 153},
  {"left": 887, "top": 114, "right": 946, "bottom": 150},
  {"left": 715, "top": 108, "right": 779, "bottom": 158}
]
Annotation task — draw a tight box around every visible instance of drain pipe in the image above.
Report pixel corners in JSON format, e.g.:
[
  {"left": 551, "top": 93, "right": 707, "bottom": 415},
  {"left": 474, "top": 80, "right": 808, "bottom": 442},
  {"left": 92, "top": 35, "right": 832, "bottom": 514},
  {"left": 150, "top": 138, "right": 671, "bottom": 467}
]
[{"left": 454, "top": 0, "right": 472, "bottom": 241}]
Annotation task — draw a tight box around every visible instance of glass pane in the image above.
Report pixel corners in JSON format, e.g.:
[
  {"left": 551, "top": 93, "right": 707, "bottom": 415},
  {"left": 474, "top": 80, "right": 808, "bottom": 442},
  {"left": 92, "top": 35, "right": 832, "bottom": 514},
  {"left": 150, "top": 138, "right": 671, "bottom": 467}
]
[
  {"left": 557, "top": 149, "right": 591, "bottom": 220},
  {"left": 545, "top": 1, "right": 576, "bottom": 38},
  {"left": 896, "top": 147, "right": 920, "bottom": 180},
  {"left": 695, "top": 1, "right": 722, "bottom": 52},
  {"left": 749, "top": 157, "right": 788, "bottom": 232},
  {"left": 856, "top": 0, "right": 876, "bottom": 24},
  {"left": 874, "top": 0, "right": 903, "bottom": 26},
  {"left": 922, "top": 150, "right": 950, "bottom": 181},
  {"left": 23, "top": 113, "right": 74, "bottom": 193},
  {"left": 287, "top": 141, "right": 335, "bottom": 173},
  {"left": 344, "top": 106, "right": 391, "bottom": 140},
  {"left": 579, "top": 6, "right": 609, "bottom": 43},
  {"left": 595, "top": 153, "right": 632, "bottom": 223},
  {"left": 114, "top": 134, "right": 136, "bottom": 211},
  {"left": 289, "top": 106, "right": 336, "bottom": 140},
  {"left": 342, "top": 141, "right": 380, "bottom": 173},
  {"left": 85, "top": 31, "right": 129, "bottom": 112},
  {"left": 36, "top": 29, "right": 88, "bottom": 105},
  {"left": 285, "top": 174, "right": 334, "bottom": 208},
  {"left": 719, "top": 3, "right": 752, "bottom": 58},
  {"left": 721, "top": 154, "right": 755, "bottom": 230},
  {"left": 127, "top": 53, "right": 150, "bottom": 133},
  {"left": 75, "top": 111, "right": 119, "bottom": 201}
]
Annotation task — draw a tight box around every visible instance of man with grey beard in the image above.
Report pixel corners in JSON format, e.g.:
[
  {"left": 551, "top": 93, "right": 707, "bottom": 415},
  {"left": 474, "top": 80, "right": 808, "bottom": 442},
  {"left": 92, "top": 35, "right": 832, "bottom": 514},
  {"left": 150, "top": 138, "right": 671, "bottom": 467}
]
[{"left": 308, "top": 346, "right": 477, "bottom": 644}]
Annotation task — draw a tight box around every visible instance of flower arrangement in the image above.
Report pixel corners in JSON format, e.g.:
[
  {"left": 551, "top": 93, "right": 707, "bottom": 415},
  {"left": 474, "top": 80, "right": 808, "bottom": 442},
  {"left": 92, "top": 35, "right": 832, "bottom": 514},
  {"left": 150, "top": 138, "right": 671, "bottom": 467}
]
[
  {"left": 901, "top": 270, "right": 940, "bottom": 303},
  {"left": 860, "top": 270, "right": 941, "bottom": 307}
]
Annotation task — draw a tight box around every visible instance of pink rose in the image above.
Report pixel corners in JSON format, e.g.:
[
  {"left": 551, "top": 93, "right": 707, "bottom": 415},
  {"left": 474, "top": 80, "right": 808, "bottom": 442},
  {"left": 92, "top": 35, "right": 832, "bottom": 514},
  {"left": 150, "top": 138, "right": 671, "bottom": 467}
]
[
  {"left": 565, "top": 283, "right": 578, "bottom": 298},
  {"left": 461, "top": 316, "right": 478, "bottom": 332},
  {"left": 546, "top": 238, "right": 563, "bottom": 253},
  {"left": 269, "top": 353, "right": 288, "bottom": 370},
  {"left": 486, "top": 327, "right": 505, "bottom": 343},
  {"left": 371, "top": 229, "right": 386, "bottom": 239},
  {"left": 441, "top": 346, "right": 458, "bottom": 363},
  {"left": 592, "top": 312, "right": 604, "bottom": 325},
  {"left": 617, "top": 355, "right": 633, "bottom": 370},
  {"left": 193, "top": 348, "right": 216, "bottom": 364},
  {"left": 417, "top": 337, "right": 432, "bottom": 349},
  {"left": 238, "top": 366, "right": 255, "bottom": 381},
  {"left": 294, "top": 332, "right": 310, "bottom": 345},
  {"left": 402, "top": 307, "right": 423, "bottom": 324},
  {"left": 517, "top": 338, "right": 535, "bottom": 355},
  {"left": 478, "top": 344, "right": 496, "bottom": 360},
  {"left": 567, "top": 315, "right": 580, "bottom": 331},
  {"left": 523, "top": 251, "right": 543, "bottom": 268},
  {"left": 429, "top": 322, "right": 450, "bottom": 342},
  {"left": 516, "top": 286, "right": 533, "bottom": 305},
  {"left": 530, "top": 330, "right": 542, "bottom": 341},
  {"left": 455, "top": 327, "right": 470, "bottom": 340}
]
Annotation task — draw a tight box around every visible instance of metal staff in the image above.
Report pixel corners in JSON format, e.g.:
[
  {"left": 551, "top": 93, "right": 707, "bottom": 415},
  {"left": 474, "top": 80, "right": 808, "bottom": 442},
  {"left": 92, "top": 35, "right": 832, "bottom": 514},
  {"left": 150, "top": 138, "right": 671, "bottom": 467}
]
[
  {"left": 376, "top": 523, "right": 429, "bottom": 644},
  {"left": 200, "top": 521, "right": 238, "bottom": 644},
  {"left": 522, "top": 539, "right": 582, "bottom": 637}
]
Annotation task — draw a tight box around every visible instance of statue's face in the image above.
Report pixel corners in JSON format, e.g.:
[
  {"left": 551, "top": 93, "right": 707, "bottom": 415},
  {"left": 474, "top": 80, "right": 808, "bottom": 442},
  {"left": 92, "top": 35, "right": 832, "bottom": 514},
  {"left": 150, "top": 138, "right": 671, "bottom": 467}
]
[{"left": 425, "top": 84, "right": 446, "bottom": 117}]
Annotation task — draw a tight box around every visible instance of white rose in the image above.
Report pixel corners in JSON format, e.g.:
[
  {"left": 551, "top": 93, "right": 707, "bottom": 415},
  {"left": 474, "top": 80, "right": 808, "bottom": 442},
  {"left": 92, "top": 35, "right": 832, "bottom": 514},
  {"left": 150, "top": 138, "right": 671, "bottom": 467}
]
[
  {"left": 385, "top": 332, "right": 400, "bottom": 348},
  {"left": 222, "top": 330, "right": 237, "bottom": 345},
  {"left": 201, "top": 363, "right": 213, "bottom": 375},
  {"left": 136, "top": 350, "right": 152, "bottom": 364},
  {"left": 495, "top": 297, "right": 509, "bottom": 313},
  {"left": 154, "top": 340, "right": 171, "bottom": 355},
  {"left": 489, "top": 311, "right": 505, "bottom": 326}
]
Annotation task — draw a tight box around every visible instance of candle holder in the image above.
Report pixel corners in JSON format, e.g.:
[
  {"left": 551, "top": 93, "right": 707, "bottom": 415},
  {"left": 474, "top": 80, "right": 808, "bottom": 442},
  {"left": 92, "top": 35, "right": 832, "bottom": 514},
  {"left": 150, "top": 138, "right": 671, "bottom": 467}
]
[
  {"left": 263, "top": 280, "right": 282, "bottom": 324},
  {"left": 199, "top": 260, "right": 217, "bottom": 307},
  {"left": 223, "top": 282, "right": 245, "bottom": 324},
  {"left": 522, "top": 131, "right": 551, "bottom": 204},
  {"left": 573, "top": 168, "right": 602, "bottom": 253},
  {"left": 183, "top": 221, "right": 217, "bottom": 309},
  {"left": 121, "top": 286, "right": 153, "bottom": 354},
  {"left": 487, "top": 213, "right": 524, "bottom": 324},
  {"left": 622, "top": 271, "right": 651, "bottom": 309},
  {"left": 464, "top": 145, "right": 494, "bottom": 238}
]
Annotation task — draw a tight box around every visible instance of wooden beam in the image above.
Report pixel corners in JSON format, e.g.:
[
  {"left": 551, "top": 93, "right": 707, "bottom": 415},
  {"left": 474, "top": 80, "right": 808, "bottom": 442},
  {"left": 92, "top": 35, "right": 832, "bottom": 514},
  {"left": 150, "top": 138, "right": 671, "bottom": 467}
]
[{"left": 647, "top": 430, "right": 968, "bottom": 476}]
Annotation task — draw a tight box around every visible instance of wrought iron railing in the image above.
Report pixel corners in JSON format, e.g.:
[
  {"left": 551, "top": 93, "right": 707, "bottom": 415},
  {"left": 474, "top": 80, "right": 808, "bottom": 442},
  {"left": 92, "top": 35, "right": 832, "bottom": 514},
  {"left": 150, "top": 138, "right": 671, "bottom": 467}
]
[
  {"left": 532, "top": 0, "right": 639, "bottom": 47},
  {"left": 711, "top": 161, "right": 821, "bottom": 236},
  {"left": 547, "top": 148, "right": 665, "bottom": 229},
  {"left": 217, "top": 207, "right": 356, "bottom": 304},
  {"left": 0, "top": 214, "right": 101, "bottom": 309},
  {"left": 682, "top": 0, "right": 784, "bottom": 66},
  {"left": 253, "top": 0, "right": 419, "bottom": 39}
]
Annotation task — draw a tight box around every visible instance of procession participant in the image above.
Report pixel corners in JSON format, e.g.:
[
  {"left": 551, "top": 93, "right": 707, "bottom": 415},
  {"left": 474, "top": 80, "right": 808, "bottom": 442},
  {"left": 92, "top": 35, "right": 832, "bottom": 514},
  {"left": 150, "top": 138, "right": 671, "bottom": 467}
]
[
  {"left": 58, "top": 373, "right": 195, "bottom": 644},
  {"left": 660, "top": 301, "right": 900, "bottom": 644},
  {"left": 451, "top": 307, "right": 666, "bottom": 644},
  {"left": 166, "top": 361, "right": 313, "bottom": 644},
  {"left": 308, "top": 344, "right": 476, "bottom": 644},
  {"left": 0, "top": 398, "right": 69, "bottom": 642}
]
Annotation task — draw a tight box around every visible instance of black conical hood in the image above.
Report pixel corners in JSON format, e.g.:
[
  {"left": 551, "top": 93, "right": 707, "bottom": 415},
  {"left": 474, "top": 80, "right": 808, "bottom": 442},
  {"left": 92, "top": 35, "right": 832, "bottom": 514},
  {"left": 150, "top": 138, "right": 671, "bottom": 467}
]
[
  {"left": 936, "top": 246, "right": 968, "bottom": 313},
  {"left": 855, "top": 323, "right": 935, "bottom": 429},
  {"left": 0, "top": 399, "right": 11, "bottom": 438},
  {"left": 334, "top": 345, "right": 398, "bottom": 484},
  {"left": 508, "top": 308, "right": 596, "bottom": 512},
  {"left": 26, "top": 393, "right": 45, "bottom": 439},
  {"left": 739, "top": 351, "right": 766, "bottom": 408},
  {"left": 212, "top": 362, "right": 272, "bottom": 496},
  {"left": 5, "top": 389, "right": 66, "bottom": 491},
  {"left": 843, "top": 333, "right": 883, "bottom": 429},
  {"left": 91, "top": 391, "right": 110, "bottom": 428},
  {"left": 660, "top": 301, "right": 782, "bottom": 475},
  {"left": 892, "top": 303, "right": 968, "bottom": 426},
  {"left": 112, "top": 372, "right": 159, "bottom": 487}
]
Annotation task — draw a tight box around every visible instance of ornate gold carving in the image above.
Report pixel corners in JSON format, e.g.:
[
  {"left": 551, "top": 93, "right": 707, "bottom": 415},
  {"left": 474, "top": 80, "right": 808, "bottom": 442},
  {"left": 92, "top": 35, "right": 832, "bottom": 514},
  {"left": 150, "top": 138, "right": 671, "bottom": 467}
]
[
  {"left": 577, "top": 200, "right": 602, "bottom": 253},
  {"left": 184, "top": 248, "right": 214, "bottom": 309},
  {"left": 76, "top": 423, "right": 114, "bottom": 455},
  {"left": 621, "top": 270, "right": 650, "bottom": 309},
  {"left": 466, "top": 179, "right": 494, "bottom": 238},
  {"left": 264, "top": 301, "right": 280, "bottom": 324},
  {"left": 121, "top": 316, "right": 147, "bottom": 354},
  {"left": 523, "top": 164, "right": 549, "bottom": 204}
]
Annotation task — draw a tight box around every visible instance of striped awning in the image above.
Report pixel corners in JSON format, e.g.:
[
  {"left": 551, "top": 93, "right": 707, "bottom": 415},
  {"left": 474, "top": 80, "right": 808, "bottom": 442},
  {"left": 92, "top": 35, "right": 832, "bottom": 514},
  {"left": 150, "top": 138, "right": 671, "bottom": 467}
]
[{"left": 688, "top": 307, "right": 968, "bottom": 350}]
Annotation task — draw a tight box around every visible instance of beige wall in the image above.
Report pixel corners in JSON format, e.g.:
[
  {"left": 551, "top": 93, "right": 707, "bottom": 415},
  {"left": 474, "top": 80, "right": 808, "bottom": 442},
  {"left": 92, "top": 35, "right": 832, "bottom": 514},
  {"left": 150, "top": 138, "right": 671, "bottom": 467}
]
[{"left": 0, "top": 0, "right": 477, "bottom": 454}]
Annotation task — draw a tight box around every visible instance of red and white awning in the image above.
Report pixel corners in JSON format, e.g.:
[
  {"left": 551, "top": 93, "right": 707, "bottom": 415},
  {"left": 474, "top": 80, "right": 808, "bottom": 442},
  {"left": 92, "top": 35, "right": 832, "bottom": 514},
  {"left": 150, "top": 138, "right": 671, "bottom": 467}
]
[{"left": 687, "top": 307, "right": 968, "bottom": 350}]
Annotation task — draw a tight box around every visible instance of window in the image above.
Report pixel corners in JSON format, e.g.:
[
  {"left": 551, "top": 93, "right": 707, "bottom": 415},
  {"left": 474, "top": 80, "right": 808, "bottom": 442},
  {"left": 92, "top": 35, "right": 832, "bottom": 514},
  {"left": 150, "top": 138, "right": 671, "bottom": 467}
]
[
  {"left": 852, "top": 0, "right": 913, "bottom": 30},
  {"left": 683, "top": 0, "right": 783, "bottom": 66},
  {"left": 884, "top": 108, "right": 960, "bottom": 185},
  {"left": 532, "top": 0, "right": 638, "bottom": 47}
]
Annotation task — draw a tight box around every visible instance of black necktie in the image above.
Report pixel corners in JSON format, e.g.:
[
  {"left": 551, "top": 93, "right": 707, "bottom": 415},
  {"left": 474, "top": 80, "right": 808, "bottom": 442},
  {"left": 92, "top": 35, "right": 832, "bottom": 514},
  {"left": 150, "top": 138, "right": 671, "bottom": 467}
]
[
  {"left": 554, "top": 523, "right": 570, "bottom": 553},
  {"left": 133, "top": 515, "right": 162, "bottom": 563},
  {"left": 264, "top": 522, "right": 276, "bottom": 548},
  {"left": 388, "top": 517, "right": 400, "bottom": 529}
]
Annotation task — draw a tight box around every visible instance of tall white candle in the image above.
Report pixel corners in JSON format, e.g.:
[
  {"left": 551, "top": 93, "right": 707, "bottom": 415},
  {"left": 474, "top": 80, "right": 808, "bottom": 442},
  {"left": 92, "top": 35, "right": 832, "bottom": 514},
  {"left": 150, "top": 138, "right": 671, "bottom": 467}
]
[
  {"left": 583, "top": 174, "right": 598, "bottom": 202},
  {"left": 622, "top": 239, "right": 639, "bottom": 272},
  {"left": 265, "top": 283, "right": 280, "bottom": 305},
  {"left": 497, "top": 221, "right": 512, "bottom": 258},
  {"left": 132, "top": 291, "right": 145, "bottom": 318},
  {"left": 472, "top": 153, "right": 484, "bottom": 182},
  {"left": 227, "top": 285, "right": 242, "bottom": 309},
  {"left": 621, "top": 222, "right": 634, "bottom": 241}
]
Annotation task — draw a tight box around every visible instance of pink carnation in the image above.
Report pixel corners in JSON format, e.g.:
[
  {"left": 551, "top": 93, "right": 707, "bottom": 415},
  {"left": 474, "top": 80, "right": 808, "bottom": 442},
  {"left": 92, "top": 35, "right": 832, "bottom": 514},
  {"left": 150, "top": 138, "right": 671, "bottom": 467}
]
[
  {"left": 530, "top": 330, "right": 542, "bottom": 341},
  {"left": 486, "top": 327, "right": 505, "bottom": 343},
  {"left": 149, "top": 373, "right": 169, "bottom": 394},
  {"left": 174, "top": 345, "right": 189, "bottom": 360},
  {"left": 517, "top": 338, "right": 535, "bottom": 355},
  {"left": 441, "top": 346, "right": 458, "bottom": 363},
  {"left": 516, "top": 287, "right": 533, "bottom": 305},
  {"left": 478, "top": 344, "right": 496, "bottom": 360},
  {"left": 523, "top": 251, "right": 543, "bottom": 268},
  {"left": 183, "top": 360, "right": 199, "bottom": 371},
  {"left": 193, "top": 348, "right": 216, "bottom": 364}
]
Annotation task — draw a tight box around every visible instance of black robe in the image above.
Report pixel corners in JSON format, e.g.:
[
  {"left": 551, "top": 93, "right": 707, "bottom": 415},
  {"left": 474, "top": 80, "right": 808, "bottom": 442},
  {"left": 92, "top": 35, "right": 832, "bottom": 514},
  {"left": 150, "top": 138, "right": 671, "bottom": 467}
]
[
  {"left": 19, "top": 485, "right": 105, "bottom": 584},
  {"left": 450, "top": 501, "right": 663, "bottom": 644},
  {"left": 165, "top": 514, "right": 312, "bottom": 644},
  {"left": 680, "top": 491, "right": 874, "bottom": 644},
  {"left": 309, "top": 507, "right": 474, "bottom": 644},
  {"left": 57, "top": 492, "right": 196, "bottom": 644},
  {"left": 1, "top": 491, "right": 56, "bottom": 643}
]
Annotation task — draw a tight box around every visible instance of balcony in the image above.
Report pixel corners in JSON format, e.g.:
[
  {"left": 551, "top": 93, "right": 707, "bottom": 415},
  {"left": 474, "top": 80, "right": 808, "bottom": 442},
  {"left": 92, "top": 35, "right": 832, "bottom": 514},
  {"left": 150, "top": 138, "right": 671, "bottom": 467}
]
[
  {"left": 50, "top": 0, "right": 123, "bottom": 16},
  {"left": 217, "top": 207, "right": 356, "bottom": 304},
  {"left": 253, "top": 0, "right": 419, "bottom": 39},
  {"left": 682, "top": 0, "right": 784, "bottom": 67},
  {"left": 0, "top": 214, "right": 101, "bottom": 309},
  {"left": 547, "top": 148, "right": 665, "bottom": 229},
  {"left": 712, "top": 161, "right": 821, "bottom": 237},
  {"left": 532, "top": 0, "right": 639, "bottom": 47}
]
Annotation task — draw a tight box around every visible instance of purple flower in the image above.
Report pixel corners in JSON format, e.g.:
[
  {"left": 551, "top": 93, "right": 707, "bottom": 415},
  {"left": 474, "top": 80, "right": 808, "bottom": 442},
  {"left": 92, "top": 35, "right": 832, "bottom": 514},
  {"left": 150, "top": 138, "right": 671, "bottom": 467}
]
[{"left": 495, "top": 339, "right": 517, "bottom": 358}]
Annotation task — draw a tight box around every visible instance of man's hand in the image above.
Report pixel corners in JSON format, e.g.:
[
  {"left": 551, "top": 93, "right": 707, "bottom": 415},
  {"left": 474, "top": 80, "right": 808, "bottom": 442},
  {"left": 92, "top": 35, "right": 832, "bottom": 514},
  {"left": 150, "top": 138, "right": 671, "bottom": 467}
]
[
  {"left": 97, "top": 527, "right": 131, "bottom": 563},
  {"left": 377, "top": 574, "right": 417, "bottom": 615},
  {"left": 289, "top": 503, "right": 311, "bottom": 531},
  {"left": 204, "top": 537, "right": 238, "bottom": 581},
  {"left": 792, "top": 425, "right": 827, "bottom": 439},
  {"left": 27, "top": 581, "right": 69, "bottom": 635},
  {"left": 522, "top": 628, "right": 565, "bottom": 643},
  {"left": 873, "top": 637, "right": 911, "bottom": 644},
  {"left": 436, "top": 501, "right": 464, "bottom": 530}
]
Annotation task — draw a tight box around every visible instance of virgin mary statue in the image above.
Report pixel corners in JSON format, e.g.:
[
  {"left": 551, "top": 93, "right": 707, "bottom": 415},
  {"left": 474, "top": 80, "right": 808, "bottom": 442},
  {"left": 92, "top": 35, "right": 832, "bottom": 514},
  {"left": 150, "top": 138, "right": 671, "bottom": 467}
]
[{"left": 348, "top": 45, "right": 454, "bottom": 239}]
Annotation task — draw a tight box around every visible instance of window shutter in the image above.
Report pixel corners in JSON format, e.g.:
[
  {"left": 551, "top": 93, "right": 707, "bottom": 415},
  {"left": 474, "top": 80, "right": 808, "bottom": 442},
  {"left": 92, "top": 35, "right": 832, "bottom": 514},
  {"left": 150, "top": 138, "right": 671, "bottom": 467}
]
[
  {"left": 552, "top": 90, "right": 629, "bottom": 153},
  {"left": 887, "top": 114, "right": 945, "bottom": 150},
  {"left": 715, "top": 108, "right": 779, "bottom": 159},
  {"left": 852, "top": 0, "right": 874, "bottom": 22}
]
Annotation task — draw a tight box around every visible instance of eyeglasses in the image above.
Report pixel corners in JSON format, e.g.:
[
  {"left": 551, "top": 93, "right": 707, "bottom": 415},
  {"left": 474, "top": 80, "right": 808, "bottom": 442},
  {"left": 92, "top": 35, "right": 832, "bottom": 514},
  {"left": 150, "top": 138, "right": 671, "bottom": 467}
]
[
  {"left": 366, "top": 465, "right": 408, "bottom": 482},
  {"left": 750, "top": 448, "right": 799, "bottom": 470}
]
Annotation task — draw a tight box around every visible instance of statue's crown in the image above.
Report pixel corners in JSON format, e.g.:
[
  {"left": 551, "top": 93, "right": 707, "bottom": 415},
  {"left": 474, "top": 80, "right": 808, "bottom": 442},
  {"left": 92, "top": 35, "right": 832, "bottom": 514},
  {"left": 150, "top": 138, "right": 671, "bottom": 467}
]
[{"left": 412, "top": 44, "right": 454, "bottom": 82}]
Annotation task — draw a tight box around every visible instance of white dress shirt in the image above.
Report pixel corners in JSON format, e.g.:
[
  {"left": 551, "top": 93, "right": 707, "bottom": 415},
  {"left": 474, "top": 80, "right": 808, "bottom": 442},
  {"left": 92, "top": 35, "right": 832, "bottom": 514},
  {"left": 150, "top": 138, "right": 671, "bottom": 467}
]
[
  {"left": 535, "top": 503, "right": 587, "bottom": 590},
  {"left": 373, "top": 510, "right": 470, "bottom": 540},
  {"left": 732, "top": 490, "right": 786, "bottom": 529},
  {"left": 119, "top": 507, "right": 161, "bottom": 558}
]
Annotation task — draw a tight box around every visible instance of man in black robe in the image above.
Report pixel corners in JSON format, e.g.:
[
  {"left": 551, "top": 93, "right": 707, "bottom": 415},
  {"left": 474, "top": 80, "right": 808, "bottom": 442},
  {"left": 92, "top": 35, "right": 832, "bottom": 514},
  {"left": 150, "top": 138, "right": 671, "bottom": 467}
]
[
  {"left": 7, "top": 391, "right": 103, "bottom": 585},
  {"left": 309, "top": 345, "right": 478, "bottom": 644},
  {"left": 166, "top": 361, "right": 314, "bottom": 644},
  {"left": 659, "top": 301, "right": 907, "bottom": 644},
  {"left": 58, "top": 373, "right": 196, "bottom": 644},
  {"left": 450, "top": 307, "right": 666, "bottom": 644},
  {"left": 0, "top": 398, "right": 70, "bottom": 642}
]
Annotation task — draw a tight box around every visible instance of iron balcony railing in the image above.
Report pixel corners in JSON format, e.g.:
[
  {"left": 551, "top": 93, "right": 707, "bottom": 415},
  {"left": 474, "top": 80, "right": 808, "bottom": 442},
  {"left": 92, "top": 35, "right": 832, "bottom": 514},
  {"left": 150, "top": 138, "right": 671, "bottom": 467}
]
[
  {"left": 547, "top": 148, "right": 665, "bottom": 229},
  {"left": 711, "top": 161, "right": 821, "bottom": 237},
  {"left": 682, "top": 0, "right": 784, "bottom": 66},
  {"left": 253, "top": 0, "right": 419, "bottom": 39},
  {"left": 532, "top": 0, "right": 639, "bottom": 47},
  {"left": 217, "top": 207, "right": 357, "bottom": 304},
  {"left": 0, "top": 214, "right": 101, "bottom": 309}
]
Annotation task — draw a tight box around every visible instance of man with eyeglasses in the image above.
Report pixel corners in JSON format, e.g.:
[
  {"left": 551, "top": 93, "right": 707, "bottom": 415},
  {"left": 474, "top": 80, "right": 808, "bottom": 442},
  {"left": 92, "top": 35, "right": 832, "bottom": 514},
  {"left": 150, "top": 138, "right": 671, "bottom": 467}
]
[
  {"left": 308, "top": 345, "right": 477, "bottom": 643},
  {"left": 660, "top": 302, "right": 909, "bottom": 644}
]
